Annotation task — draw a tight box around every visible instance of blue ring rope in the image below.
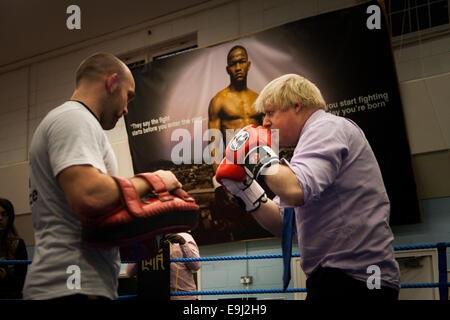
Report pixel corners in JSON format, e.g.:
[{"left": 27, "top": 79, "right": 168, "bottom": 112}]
[
  {"left": 116, "top": 282, "right": 450, "bottom": 299},
  {"left": 170, "top": 282, "right": 450, "bottom": 296},
  {"left": 1, "top": 242, "right": 449, "bottom": 299},
  {"left": 171, "top": 253, "right": 295, "bottom": 262},
  {"left": 173, "top": 242, "right": 450, "bottom": 262},
  {"left": 0, "top": 242, "right": 449, "bottom": 264}
]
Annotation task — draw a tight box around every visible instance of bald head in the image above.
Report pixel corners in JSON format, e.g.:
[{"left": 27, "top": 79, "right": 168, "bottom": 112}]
[
  {"left": 71, "top": 52, "right": 135, "bottom": 130},
  {"left": 75, "top": 53, "right": 128, "bottom": 88}
]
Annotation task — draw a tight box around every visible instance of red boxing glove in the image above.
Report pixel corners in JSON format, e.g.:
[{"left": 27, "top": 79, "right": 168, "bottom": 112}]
[
  {"left": 216, "top": 157, "right": 267, "bottom": 212},
  {"left": 224, "top": 125, "right": 279, "bottom": 181},
  {"left": 215, "top": 157, "right": 247, "bottom": 184}
]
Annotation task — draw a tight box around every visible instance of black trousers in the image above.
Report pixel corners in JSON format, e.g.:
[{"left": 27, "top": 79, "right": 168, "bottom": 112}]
[
  {"left": 305, "top": 267, "right": 399, "bottom": 302},
  {"left": 49, "top": 294, "right": 110, "bottom": 301}
]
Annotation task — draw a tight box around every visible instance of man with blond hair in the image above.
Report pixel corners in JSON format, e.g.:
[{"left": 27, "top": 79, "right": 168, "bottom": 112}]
[{"left": 217, "top": 74, "right": 400, "bottom": 301}]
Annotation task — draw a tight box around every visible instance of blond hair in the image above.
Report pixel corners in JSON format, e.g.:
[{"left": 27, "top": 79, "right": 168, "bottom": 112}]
[{"left": 253, "top": 74, "right": 326, "bottom": 112}]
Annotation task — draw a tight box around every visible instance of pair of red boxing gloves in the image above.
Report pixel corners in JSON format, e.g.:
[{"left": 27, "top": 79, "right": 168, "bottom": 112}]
[{"left": 215, "top": 124, "right": 279, "bottom": 212}]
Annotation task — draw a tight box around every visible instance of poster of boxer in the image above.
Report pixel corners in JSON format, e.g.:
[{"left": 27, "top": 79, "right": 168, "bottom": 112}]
[{"left": 125, "top": 1, "right": 421, "bottom": 245}]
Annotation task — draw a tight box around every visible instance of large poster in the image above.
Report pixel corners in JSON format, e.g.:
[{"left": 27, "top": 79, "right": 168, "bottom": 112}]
[{"left": 125, "top": 1, "right": 421, "bottom": 245}]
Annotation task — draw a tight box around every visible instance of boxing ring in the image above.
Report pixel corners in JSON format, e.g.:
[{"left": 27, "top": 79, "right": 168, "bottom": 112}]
[{"left": 1, "top": 242, "right": 449, "bottom": 300}]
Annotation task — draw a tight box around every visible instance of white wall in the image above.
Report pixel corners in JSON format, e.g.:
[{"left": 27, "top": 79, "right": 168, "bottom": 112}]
[
  {"left": 396, "top": 36, "right": 450, "bottom": 154},
  {"left": 395, "top": 35, "right": 450, "bottom": 199}
]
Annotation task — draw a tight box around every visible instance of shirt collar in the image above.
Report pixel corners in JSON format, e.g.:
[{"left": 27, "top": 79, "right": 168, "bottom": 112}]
[
  {"left": 299, "top": 109, "right": 326, "bottom": 138},
  {"left": 70, "top": 100, "right": 100, "bottom": 123}
]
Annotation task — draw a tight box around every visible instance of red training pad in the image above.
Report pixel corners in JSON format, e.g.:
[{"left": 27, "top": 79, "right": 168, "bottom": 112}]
[{"left": 81, "top": 172, "right": 199, "bottom": 248}]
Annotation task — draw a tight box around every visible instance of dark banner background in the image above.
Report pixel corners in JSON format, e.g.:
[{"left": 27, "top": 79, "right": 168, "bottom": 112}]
[{"left": 125, "top": 1, "right": 421, "bottom": 245}]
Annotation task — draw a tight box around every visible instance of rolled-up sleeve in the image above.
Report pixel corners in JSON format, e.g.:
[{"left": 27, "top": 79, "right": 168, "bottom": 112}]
[
  {"left": 180, "top": 241, "right": 201, "bottom": 272},
  {"left": 288, "top": 120, "right": 348, "bottom": 205}
]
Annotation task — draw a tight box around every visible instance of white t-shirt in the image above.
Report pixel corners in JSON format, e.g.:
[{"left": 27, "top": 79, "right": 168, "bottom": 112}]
[{"left": 23, "top": 101, "right": 121, "bottom": 300}]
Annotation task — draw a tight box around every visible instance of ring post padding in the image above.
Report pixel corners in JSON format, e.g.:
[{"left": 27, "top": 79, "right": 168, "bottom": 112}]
[{"left": 437, "top": 242, "right": 449, "bottom": 300}]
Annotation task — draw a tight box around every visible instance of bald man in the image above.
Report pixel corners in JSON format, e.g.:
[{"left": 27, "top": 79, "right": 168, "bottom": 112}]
[
  {"left": 208, "top": 45, "right": 263, "bottom": 171},
  {"left": 23, "top": 53, "right": 182, "bottom": 300}
]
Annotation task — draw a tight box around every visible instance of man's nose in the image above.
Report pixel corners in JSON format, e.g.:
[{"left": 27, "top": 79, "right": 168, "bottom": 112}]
[
  {"left": 123, "top": 105, "right": 128, "bottom": 116},
  {"left": 263, "top": 117, "right": 271, "bottom": 129}
]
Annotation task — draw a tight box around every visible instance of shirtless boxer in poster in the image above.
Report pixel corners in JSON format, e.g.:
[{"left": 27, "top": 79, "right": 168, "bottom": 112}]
[
  {"left": 208, "top": 45, "right": 263, "bottom": 172},
  {"left": 206, "top": 45, "right": 266, "bottom": 241}
]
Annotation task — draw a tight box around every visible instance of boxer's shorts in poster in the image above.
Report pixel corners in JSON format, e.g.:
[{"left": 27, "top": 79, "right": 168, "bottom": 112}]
[{"left": 125, "top": 1, "right": 421, "bottom": 245}]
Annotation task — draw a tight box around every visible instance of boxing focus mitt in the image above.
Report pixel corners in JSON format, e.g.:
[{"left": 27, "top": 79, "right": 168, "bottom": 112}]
[
  {"left": 225, "top": 125, "right": 279, "bottom": 181},
  {"left": 81, "top": 172, "right": 199, "bottom": 248}
]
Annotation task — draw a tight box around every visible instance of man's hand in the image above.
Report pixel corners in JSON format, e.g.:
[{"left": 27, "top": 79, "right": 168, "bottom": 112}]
[
  {"left": 216, "top": 158, "right": 282, "bottom": 235},
  {"left": 225, "top": 125, "right": 279, "bottom": 181},
  {"left": 216, "top": 159, "right": 267, "bottom": 213},
  {"left": 163, "top": 233, "right": 186, "bottom": 245},
  {"left": 153, "top": 170, "right": 182, "bottom": 192}
]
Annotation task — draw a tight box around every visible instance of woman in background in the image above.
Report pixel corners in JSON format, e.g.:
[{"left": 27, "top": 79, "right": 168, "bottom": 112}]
[{"left": 0, "top": 198, "right": 28, "bottom": 299}]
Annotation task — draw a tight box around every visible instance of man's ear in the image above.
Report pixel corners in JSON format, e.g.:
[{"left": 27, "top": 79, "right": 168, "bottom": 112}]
[
  {"left": 105, "top": 73, "right": 118, "bottom": 93},
  {"left": 226, "top": 65, "right": 231, "bottom": 75},
  {"left": 295, "top": 98, "right": 302, "bottom": 113}
]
